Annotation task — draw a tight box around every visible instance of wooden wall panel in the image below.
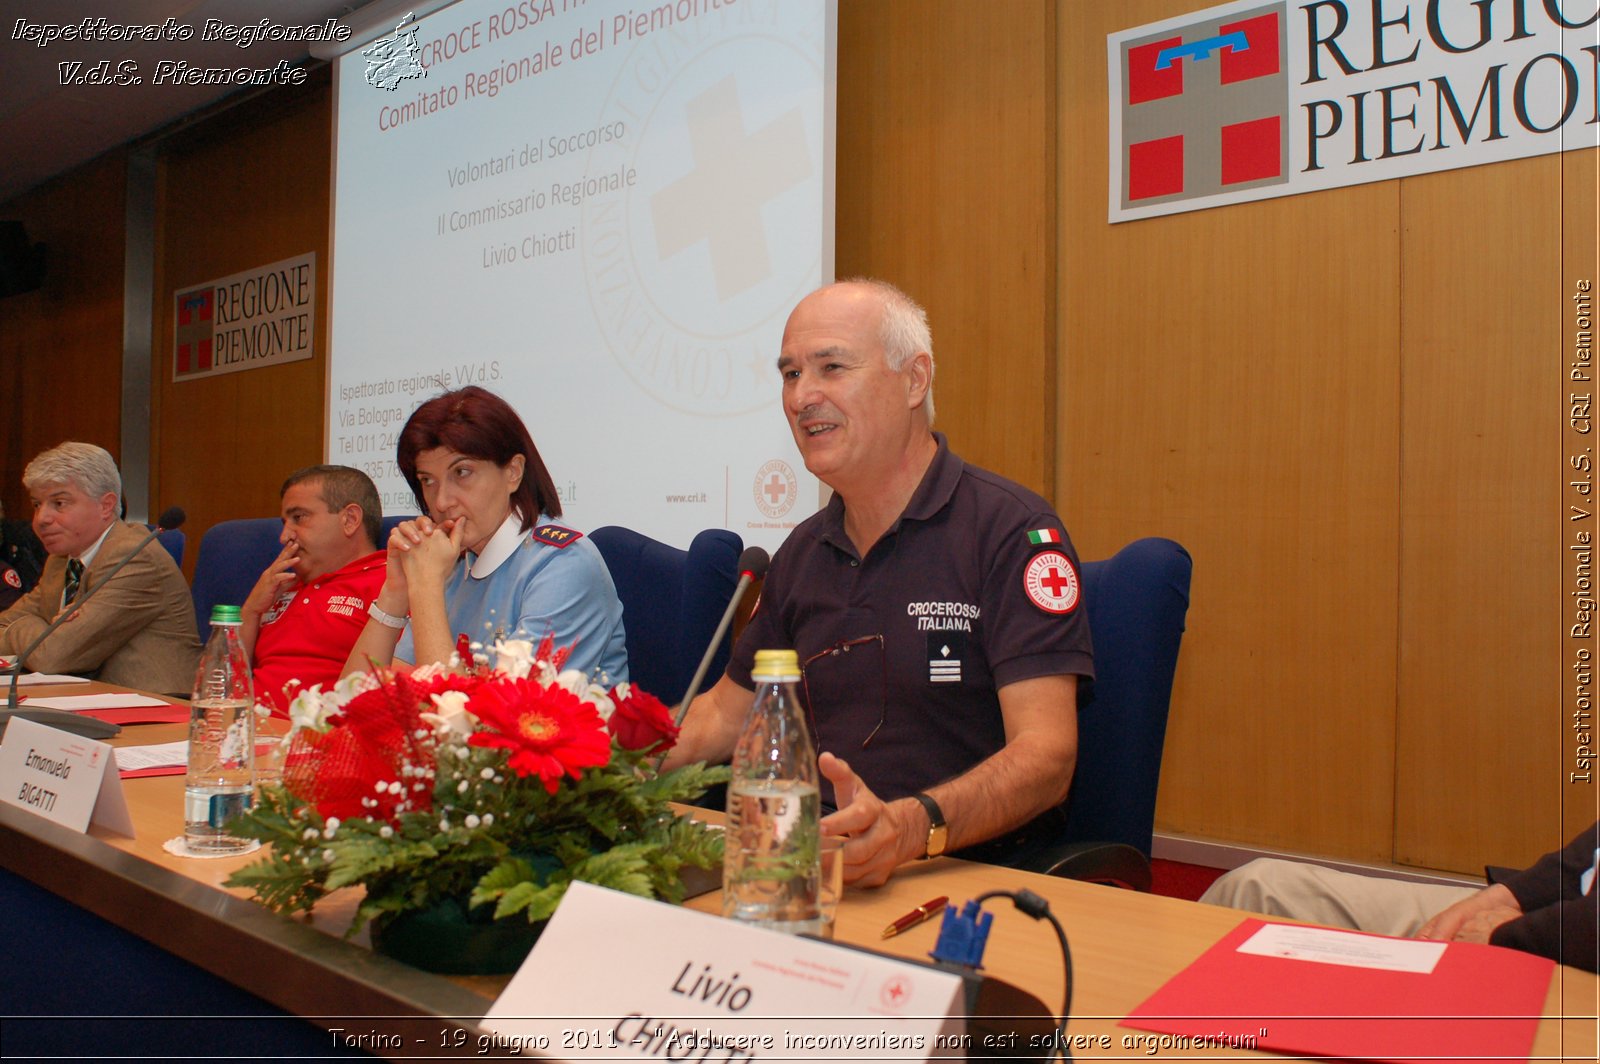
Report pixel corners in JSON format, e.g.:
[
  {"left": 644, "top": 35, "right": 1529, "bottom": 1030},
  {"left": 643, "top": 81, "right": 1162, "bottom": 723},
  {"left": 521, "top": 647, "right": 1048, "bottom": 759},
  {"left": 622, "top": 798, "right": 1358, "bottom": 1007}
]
[
  {"left": 151, "top": 75, "right": 332, "bottom": 578},
  {"left": 1560, "top": 147, "right": 1600, "bottom": 849},
  {"left": 1395, "top": 158, "right": 1571, "bottom": 872},
  {"left": 1059, "top": 1, "right": 1401, "bottom": 862},
  {"left": 1061, "top": 0, "right": 1597, "bottom": 872},
  {"left": 835, "top": 0, "right": 1056, "bottom": 496},
  {"left": 0, "top": 154, "right": 128, "bottom": 519}
]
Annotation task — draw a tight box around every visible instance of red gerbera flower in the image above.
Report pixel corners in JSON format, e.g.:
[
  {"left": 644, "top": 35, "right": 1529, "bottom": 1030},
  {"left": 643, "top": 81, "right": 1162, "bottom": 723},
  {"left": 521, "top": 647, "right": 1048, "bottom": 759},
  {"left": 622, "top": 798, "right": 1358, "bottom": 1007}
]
[
  {"left": 607, "top": 683, "right": 679, "bottom": 754},
  {"left": 466, "top": 676, "right": 611, "bottom": 794}
]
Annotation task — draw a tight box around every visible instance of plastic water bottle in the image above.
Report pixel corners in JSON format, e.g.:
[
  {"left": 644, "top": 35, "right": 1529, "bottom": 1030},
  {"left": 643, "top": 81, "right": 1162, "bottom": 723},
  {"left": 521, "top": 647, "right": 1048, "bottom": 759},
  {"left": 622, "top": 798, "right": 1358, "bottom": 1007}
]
[
  {"left": 723, "top": 649, "right": 822, "bottom": 934},
  {"left": 185, "top": 604, "right": 255, "bottom": 854}
]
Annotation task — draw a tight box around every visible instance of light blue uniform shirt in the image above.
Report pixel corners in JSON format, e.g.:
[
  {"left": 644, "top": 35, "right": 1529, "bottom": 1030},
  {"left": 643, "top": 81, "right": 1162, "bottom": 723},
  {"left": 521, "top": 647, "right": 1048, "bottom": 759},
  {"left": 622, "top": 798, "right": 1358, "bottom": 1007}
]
[{"left": 396, "top": 512, "right": 628, "bottom": 683}]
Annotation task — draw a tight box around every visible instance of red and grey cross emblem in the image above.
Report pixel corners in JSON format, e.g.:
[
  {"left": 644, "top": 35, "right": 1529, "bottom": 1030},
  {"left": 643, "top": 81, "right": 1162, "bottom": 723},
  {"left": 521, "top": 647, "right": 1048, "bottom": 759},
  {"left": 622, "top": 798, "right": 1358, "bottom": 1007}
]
[{"left": 1119, "top": 3, "right": 1289, "bottom": 206}]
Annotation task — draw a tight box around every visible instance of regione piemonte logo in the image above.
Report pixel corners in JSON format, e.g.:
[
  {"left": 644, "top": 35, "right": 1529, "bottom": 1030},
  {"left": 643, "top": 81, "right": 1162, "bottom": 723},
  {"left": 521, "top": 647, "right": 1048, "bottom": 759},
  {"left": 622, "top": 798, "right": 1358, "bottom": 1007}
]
[
  {"left": 174, "top": 286, "right": 214, "bottom": 376},
  {"left": 1118, "top": 3, "right": 1288, "bottom": 209}
]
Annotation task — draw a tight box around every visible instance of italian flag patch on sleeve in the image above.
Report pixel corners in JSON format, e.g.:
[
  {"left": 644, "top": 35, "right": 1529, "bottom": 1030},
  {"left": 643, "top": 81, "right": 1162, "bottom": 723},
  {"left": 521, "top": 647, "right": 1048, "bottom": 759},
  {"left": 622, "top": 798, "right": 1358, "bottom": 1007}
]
[{"left": 1027, "top": 528, "right": 1062, "bottom": 546}]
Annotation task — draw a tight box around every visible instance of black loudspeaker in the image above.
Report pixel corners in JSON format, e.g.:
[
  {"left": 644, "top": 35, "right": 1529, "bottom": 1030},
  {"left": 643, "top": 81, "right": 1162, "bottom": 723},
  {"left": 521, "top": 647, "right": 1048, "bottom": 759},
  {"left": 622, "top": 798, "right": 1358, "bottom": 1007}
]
[{"left": 0, "top": 220, "right": 47, "bottom": 298}]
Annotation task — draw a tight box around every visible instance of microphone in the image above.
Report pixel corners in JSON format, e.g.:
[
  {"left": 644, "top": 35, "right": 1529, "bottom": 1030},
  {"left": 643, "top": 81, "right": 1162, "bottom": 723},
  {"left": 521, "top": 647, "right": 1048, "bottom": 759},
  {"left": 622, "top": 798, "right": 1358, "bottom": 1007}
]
[
  {"left": 673, "top": 545, "right": 770, "bottom": 727},
  {"left": 0, "top": 515, "right": 183, "bottom": 739}
]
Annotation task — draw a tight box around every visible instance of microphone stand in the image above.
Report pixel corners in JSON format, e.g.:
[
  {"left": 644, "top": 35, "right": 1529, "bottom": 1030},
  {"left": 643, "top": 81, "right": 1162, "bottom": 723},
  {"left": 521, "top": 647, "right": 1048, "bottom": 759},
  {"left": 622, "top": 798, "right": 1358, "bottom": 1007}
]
[{"left": 673, "top": 546, "right": 770, "bottom": 728}]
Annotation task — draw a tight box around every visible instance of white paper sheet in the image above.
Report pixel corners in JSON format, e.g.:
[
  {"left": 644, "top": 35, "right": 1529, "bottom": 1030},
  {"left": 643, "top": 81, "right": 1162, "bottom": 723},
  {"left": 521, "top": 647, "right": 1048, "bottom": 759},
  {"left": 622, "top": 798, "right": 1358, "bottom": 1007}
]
[
  {"left": 112, "top": 741, "right": 189, "bottom": 772},
  {"left": 1237, "top": 922, "right": 1448, "bottom": 974},
  {"left": 23, "top": 694, "right": 172, "bottom": 712},
  {"left": 8, "top": 671, "right": 91, "bottom": 686}
]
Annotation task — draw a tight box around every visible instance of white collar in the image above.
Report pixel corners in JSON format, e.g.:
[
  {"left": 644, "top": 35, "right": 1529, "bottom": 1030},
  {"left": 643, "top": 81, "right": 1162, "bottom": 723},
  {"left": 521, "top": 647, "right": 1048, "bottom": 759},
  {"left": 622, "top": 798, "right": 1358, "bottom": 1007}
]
[
  {"left": 468, "top": 512, "right": 528, "bottom": 579},
  {"left": 76, "top": 522, "right": 115, "bottom": 568}
]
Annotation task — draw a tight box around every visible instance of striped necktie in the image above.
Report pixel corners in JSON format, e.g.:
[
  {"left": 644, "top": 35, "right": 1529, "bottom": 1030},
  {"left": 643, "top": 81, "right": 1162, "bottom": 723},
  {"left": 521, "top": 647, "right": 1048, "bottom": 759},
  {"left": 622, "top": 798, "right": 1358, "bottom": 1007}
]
[{"left": 63, "top": 558, "right": 85, "bottom": 607}]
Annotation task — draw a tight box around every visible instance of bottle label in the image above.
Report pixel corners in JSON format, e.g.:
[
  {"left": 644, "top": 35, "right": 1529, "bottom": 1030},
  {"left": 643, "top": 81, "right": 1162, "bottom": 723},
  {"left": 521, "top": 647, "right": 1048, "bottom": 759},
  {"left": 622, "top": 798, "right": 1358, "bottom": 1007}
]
[{"left": 208, "top": 790, "right": 252, "bottom": 827}]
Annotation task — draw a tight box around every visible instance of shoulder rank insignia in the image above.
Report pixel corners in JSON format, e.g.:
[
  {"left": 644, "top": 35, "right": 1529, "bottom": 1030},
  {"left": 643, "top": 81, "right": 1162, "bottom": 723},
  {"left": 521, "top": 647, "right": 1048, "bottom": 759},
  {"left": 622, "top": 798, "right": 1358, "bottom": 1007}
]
[{"left": 531, "top": 524, "right": 583, "bottom": 548}]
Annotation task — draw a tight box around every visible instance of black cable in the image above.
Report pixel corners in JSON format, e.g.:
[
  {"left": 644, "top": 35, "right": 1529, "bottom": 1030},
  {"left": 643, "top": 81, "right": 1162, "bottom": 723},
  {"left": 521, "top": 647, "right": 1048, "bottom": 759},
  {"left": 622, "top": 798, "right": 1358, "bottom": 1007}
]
[{"left": 973, "top": 889, "right": 1074, "bottom": 1062}]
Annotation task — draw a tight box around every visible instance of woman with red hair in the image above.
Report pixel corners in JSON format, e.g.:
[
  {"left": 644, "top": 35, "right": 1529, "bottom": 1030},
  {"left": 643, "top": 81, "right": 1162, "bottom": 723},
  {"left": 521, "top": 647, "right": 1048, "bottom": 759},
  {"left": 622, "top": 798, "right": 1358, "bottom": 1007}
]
[{"left": 343, "top": 386, "right": 627, "bottom": 681}]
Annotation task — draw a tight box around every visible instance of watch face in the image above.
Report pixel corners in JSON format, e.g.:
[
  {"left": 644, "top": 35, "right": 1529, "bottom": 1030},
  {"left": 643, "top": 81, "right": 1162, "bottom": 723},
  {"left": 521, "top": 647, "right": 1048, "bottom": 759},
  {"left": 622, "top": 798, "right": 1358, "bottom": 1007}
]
[{"left": 927, "top": 823, "right": 949, "bottom": 858}]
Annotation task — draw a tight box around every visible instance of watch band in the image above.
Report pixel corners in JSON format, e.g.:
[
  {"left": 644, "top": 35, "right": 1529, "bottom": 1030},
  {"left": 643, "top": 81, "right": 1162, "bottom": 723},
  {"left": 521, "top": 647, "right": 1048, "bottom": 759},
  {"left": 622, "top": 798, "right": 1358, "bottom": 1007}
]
[
  {"left": 911, "top": 791, "right": 948, "bottom": 859},
  {"left": 367, "top": 602, "right": 408, "bottom": 629}
]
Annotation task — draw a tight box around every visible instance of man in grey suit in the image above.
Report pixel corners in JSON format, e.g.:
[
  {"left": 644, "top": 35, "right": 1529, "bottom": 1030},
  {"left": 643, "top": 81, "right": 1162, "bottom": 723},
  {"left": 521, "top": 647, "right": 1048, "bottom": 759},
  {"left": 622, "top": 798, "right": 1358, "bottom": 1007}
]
[{"left": 0, "top": 442, "right": 200, "bottom": 695}]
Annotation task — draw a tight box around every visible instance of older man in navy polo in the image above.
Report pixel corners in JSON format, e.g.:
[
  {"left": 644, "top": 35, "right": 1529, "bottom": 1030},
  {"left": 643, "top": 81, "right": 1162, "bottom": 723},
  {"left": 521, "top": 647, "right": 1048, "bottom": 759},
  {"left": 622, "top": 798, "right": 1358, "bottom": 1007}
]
[{"left": 669, "top": 280, "right": 1094, "bottom": 885}]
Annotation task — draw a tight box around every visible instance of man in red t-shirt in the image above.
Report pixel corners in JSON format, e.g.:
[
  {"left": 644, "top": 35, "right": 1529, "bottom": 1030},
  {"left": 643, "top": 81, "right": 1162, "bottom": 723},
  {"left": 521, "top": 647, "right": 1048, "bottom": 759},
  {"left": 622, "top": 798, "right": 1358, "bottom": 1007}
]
[{"left": 241, "top": 465, "right": 386, "bottom": 715}]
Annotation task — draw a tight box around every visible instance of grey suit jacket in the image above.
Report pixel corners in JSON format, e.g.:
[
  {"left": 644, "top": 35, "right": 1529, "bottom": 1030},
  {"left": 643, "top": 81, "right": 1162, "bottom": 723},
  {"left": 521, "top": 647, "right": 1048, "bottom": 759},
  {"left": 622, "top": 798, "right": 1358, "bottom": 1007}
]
[{"left": 0, "top": 521, "right": 201, "bottom": 695}]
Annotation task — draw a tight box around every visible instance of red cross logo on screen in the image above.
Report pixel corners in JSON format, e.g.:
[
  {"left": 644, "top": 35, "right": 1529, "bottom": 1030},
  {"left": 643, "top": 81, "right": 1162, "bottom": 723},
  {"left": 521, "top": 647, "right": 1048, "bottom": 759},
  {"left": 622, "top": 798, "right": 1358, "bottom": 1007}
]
[
  {"left": 753, "top": 459, "right": 797, "bottom": 519},
  {"left": 1119, "top": 3, "right": 1288, "bottom": 207}
]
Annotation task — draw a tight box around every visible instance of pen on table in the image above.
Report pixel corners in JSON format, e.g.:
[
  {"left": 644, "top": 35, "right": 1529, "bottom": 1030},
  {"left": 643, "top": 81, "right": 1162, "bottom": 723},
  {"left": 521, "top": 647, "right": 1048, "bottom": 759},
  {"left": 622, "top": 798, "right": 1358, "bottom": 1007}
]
[{"left": 881, "top": 895, "right": 948, "bottom": 939}]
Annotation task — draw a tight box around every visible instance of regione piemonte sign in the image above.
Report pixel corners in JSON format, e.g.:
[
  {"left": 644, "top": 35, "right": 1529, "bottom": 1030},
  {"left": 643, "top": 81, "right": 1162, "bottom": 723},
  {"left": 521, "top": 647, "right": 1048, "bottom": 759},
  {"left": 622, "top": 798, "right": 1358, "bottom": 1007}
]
[{"left": 1109, "top": 0, "right": 1600, "bottom": 222}]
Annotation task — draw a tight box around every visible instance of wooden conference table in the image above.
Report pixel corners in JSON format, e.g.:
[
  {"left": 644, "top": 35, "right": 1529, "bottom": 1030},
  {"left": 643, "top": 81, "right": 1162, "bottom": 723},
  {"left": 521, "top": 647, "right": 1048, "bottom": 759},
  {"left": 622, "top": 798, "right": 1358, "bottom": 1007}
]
[{"left": 3, "top": 681, "right": 1596, "bottom": 1062}]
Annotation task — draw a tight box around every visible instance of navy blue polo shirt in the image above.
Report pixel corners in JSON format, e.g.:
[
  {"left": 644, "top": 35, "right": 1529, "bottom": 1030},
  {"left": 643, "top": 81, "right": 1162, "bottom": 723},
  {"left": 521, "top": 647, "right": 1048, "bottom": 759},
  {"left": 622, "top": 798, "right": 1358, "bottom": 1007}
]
[{"left": 729, "top": 433, "right": 1094, "bottom": 809}]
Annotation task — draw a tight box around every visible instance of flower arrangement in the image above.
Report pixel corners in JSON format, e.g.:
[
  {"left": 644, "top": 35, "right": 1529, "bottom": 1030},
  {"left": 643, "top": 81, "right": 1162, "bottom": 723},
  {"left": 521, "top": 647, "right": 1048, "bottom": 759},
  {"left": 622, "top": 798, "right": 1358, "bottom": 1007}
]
[{"left": 226, "top": 636, "right": 727, "bottom": 967}]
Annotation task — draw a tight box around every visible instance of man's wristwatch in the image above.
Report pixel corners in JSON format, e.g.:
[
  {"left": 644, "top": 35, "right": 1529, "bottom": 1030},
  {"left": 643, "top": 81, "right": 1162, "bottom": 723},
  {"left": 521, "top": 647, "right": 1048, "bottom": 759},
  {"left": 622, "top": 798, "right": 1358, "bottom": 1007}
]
[{"left": 910, "top": 792, "right": 948, "bottom": 859}]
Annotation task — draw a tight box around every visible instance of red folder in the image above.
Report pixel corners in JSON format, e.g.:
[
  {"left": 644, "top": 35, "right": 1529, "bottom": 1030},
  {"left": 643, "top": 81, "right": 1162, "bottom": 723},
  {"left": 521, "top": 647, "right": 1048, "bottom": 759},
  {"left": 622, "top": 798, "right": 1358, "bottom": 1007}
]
[
  {"left": 1123, "top": 918, "right": 1555, "bottom": 1064},
  {"left": 81, "top": 704, "right": 190, "bottom": 726},
  {"left": 119, "top": 765, "right": 187, "bottom": 780}
]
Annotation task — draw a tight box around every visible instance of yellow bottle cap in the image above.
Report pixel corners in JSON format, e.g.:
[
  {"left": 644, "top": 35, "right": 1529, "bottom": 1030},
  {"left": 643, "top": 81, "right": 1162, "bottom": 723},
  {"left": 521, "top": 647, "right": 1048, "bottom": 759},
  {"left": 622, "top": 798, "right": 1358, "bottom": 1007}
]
[{"left": 751, "top": 649, "right": 801, "bottom": 680}]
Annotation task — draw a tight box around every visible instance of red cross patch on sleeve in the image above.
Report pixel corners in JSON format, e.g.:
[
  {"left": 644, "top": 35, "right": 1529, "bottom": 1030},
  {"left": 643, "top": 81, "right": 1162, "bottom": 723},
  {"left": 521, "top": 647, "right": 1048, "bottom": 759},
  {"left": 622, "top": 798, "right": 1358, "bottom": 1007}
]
[
  {"left": 531, "top": 524, "right": 584, "bottom": 548},
  {"left": 1023, "top": 550, "right": 1080, "bottom": 614}
]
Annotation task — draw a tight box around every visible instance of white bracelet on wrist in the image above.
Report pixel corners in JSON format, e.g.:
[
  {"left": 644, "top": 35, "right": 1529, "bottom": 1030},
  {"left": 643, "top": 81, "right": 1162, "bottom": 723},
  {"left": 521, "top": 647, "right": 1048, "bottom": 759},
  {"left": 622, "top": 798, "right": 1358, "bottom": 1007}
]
[{"left": 367, "top": 602, "right": 408, "bottom": 629}]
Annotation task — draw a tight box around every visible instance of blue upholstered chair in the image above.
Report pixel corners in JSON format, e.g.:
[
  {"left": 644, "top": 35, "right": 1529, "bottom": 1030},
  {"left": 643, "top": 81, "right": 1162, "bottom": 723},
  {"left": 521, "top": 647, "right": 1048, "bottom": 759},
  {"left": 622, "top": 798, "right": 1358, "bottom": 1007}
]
[
  {"left": 190, "top": 519, "right": 283, "bottom": 641},
  {"left": 587, "top": 526, "right": 743, "bottom": 707},
  {"left": 191, "top": 514, "right": 415, "bottom": 641},
  {"left": 153, "top": 528, "right": 185, "bottom": 568},
  {"left": 1020, "top": 537, "right": 1193, "bottom": 889}
]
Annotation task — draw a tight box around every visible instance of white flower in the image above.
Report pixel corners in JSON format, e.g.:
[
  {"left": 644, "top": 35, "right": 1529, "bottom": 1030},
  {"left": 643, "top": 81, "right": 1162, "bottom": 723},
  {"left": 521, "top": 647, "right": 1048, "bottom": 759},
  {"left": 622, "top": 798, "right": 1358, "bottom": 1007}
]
[
  {"left": 586, "top": 687, "right": 615, "bottom": 720},
  {"left": 421, "top": 690, "right": 477, "bottom": 739},
  {"left": 481, "top": 813, "right": 494, "bottom": 827},
  {"left": 283, "top": 687, "right": 329, "bottom": 733},
  {"left": 330, "top": 670, "right": 381, "bottom": 701},
  {"left": 410, "top": 661, "right": 450, "bottom": 683},
  {"left": 285, "top": 670, "right": 378, "bottom": 735},
  {"left": 494, "top": 638, "right": 538, "bottom": 679},
  {"left": 465, "top": 814, "right": 481, "bottom": 829},
  {"left": 553, "top": 668, "right": 589, "bottom": 697},
  {"left": 379, "top": 826, "right": 394, "bottom": 839},
  {"left": 556, "top": 668, "right": 615, "bottom": 719}
]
